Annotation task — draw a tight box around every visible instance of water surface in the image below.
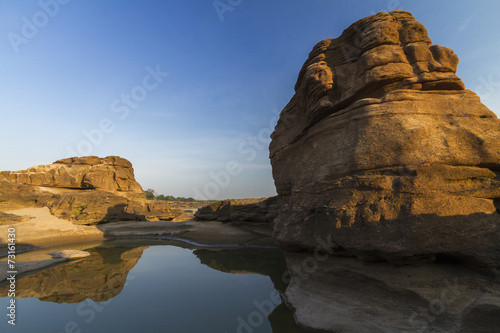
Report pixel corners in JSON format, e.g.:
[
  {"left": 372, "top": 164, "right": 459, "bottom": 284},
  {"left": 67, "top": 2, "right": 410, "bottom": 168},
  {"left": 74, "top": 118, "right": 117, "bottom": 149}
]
[{"left": 0, "top": 240, "right": 321, "bottom": 333}]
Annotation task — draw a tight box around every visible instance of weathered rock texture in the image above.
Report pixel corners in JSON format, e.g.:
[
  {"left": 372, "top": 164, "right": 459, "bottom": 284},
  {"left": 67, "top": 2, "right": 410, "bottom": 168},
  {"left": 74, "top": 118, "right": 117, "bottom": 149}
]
[
  {"left": 270, "top": 10, "right": 500, "bottom": 267},
  {"left": 0, "top": 156, "right": 184, "bottom": 224},
  {"left": 0, "top": 156, "right": 144, "bottom": 200},
  {"left": 195, "top": 197, "right": 277, "bottom": 223},
  {"left": 161, "top": 201, "right": 209, "bottom": 222},
  {"left": 270, "top": 10, "right": 500, "bottom": 332}
]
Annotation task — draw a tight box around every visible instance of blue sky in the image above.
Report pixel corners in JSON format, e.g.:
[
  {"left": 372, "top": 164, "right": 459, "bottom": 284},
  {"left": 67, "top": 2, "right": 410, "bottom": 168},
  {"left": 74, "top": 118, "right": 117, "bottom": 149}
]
[{"left": 0, "top": 0, "right": 499, "bottom": 199}]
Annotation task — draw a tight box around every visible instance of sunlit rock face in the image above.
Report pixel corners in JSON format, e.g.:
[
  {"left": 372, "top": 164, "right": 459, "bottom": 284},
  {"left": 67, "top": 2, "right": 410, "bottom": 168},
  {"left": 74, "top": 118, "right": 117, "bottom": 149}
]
[
  {"left": 0, "top": 156, "right": 145, "bottom": 201},
  {"left": 270, "top": 10, "right": 500, "bottom": 267},
  {"left": 0, "top": 156, "right": 184, "bottom": 225}
]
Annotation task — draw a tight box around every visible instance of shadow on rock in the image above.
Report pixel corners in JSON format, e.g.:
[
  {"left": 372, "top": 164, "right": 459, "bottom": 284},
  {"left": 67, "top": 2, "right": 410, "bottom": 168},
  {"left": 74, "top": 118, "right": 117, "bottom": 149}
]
[{"left": 100, "top": 203, "right": 145, "bottom": 223}]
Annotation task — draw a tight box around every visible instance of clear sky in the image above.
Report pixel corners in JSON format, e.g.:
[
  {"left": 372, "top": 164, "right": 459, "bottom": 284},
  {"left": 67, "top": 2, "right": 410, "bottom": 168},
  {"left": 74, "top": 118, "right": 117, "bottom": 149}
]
[{"left": 0, "top": 0, "right": 499, "bottom": 199}]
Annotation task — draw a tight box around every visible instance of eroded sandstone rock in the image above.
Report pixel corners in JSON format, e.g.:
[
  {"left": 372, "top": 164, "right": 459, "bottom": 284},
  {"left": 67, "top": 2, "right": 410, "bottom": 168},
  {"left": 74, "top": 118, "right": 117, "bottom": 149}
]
[
  {"left": 195, "top": 197, "right": 277, "bottom": 223},
  {"left": 0, "top": 156, "right": 185, "bottom": 224},
  {"left": 0, "top": 156, "right": 144, "bottom": 201},
  {"left": 270, "top": 10, "right": 500, "bottom": 267}
]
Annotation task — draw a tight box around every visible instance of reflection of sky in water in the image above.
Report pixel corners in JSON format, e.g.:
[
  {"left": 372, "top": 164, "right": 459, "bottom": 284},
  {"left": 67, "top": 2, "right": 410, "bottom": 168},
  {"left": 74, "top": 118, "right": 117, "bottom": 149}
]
[{"left": 0, "top": 241, "right": 320, "bottom": 333}]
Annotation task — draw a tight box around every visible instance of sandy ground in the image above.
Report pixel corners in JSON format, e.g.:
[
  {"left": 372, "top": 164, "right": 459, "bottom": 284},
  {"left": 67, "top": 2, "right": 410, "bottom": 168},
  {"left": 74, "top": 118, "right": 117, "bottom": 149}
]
[
  {"left": 0, "top": 207, "right": 105, "bottom": 253},
  {"left": 0, "top": 207, "right": 277, "bottom": 279}
]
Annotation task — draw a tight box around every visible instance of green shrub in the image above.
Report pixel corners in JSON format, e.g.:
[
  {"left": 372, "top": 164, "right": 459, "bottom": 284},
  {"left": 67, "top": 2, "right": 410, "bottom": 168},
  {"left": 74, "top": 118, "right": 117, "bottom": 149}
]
[
  {"left": 145, "top": 188, "right": 156, "bottom": 200},
  {"left": 73, "top": 203, "right": 88, "bottom": 215}
]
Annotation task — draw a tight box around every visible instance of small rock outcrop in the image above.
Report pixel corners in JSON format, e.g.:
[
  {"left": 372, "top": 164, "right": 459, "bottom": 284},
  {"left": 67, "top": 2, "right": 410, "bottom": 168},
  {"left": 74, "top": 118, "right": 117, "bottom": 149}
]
[
  {"left": 270, "top": 10, "right": 500, "bottom": 267},
  {"left": 195, "top": 197, "right": 277, "bottom": 223}
]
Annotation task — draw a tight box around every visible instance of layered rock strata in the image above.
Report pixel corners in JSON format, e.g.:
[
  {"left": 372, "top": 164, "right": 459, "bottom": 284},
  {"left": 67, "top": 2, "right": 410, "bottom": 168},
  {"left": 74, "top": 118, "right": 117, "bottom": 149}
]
[
  {"left": 0, "top": 156, "right": 144, "bottom": 201},
  {"left": 269, "top": 10, "right": 500, "bottom": 267},
  {"left": 0, "top": 156, "right": 183, "bottom": 224},
  {"left": 269, "top": 9, "right": 500, "bottom": 333}
]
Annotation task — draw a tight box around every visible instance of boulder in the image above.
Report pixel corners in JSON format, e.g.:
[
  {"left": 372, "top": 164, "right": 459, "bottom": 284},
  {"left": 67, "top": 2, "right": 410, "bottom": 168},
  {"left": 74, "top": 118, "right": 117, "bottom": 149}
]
[
  {"left": 143, "top": 200, "right": 185, "bottom": 222},
  {"left": 195, "top": 197, "right": 277, "bottom": 223},
  {"left": 270, "top": 10, "right": 500, "bottom": 267}
]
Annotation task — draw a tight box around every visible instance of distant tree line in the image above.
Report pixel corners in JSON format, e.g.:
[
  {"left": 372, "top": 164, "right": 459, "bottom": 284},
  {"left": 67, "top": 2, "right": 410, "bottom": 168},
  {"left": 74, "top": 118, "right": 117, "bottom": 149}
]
[{"left": 144, "top": 189, "right": 200, "bottom": 202}]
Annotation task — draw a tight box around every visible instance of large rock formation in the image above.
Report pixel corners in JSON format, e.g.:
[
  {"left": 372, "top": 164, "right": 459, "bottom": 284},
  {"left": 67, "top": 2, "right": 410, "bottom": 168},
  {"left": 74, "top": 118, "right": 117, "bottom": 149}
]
[
  {"left": 0, "top": 156, "right": 184, "bottom": 224},
  {"left": 0, "top": 156, "right": 145, "bottom": 201},
  {"left": 270, "top": 10, "right": 500, "bottom": 333},
  {"left": 270, "top": 10, "right": 500, "bottom": 268}
]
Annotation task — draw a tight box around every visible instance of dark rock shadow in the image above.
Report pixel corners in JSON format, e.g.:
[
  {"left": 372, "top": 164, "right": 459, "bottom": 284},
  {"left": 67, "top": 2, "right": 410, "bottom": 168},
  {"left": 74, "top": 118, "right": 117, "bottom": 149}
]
[
  {"left": 193, "top": 247, "right": 325, "bottom": 332},
  {"left": 194, "top": 248, "right": 288, "bottom": 293},
  {"left": 100, "top": 203, "right": 145, "bottom": 223}
]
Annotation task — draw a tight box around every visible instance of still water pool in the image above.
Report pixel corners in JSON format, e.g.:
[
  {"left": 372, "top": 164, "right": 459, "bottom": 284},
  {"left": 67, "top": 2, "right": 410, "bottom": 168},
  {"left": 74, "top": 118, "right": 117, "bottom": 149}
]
[{"left": 0, "top": 240, "right": 321, "bottom": 333}]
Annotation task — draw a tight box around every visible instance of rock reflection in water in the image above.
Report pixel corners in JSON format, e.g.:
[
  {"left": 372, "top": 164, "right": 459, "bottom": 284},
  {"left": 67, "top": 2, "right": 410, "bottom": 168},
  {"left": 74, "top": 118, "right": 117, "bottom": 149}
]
[
  {"left": 194, "top": 248, "right": 289, "bottom": 292},
  {"left": 194, "top": 248, "right": 322, "bottom": 333},
  {"left": 0, "top": 242, "right": 323, "bottom": 333},
  {"left": 0, "top": 244, "right": 148, "bottom": 303}
]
